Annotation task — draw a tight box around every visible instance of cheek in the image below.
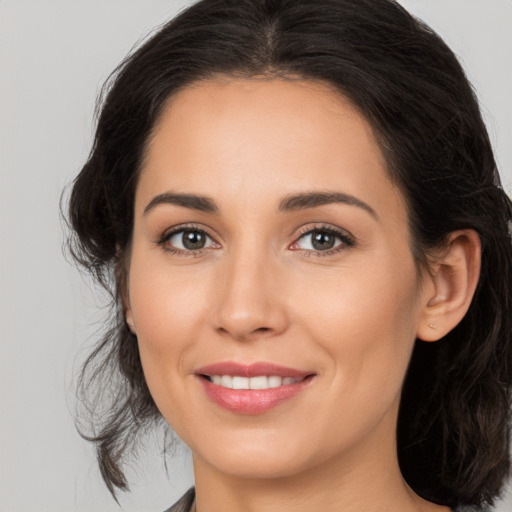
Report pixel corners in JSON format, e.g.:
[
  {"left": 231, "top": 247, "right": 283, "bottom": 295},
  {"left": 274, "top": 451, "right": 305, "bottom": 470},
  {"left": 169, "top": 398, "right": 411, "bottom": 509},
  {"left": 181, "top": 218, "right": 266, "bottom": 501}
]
[
  {"left": 129, "top": 259, "right": 209, "bottom": 349},
  {"left": 294, "top": 255, "right": 420, "bottom": 400},
  {"left": 126, "top": 251, "right": 214, "bottom": 413}
]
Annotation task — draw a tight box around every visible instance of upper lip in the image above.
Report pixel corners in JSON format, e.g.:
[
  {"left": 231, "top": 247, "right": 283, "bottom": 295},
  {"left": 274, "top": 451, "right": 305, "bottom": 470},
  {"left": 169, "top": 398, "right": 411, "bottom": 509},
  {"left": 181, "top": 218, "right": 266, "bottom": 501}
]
[{"left": 195, "top": 362, "right": 313, "bottom": 379}]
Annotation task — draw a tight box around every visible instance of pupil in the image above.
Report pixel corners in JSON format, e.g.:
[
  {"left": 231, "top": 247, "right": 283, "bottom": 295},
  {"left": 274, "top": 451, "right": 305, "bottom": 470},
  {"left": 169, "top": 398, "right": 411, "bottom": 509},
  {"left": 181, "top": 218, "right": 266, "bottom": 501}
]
[
  {"left": 312, "top": 231, "right": 335, "bottom": 250},
  {"left": 183, "top": 231, "right": 205, "bottom": 250}
]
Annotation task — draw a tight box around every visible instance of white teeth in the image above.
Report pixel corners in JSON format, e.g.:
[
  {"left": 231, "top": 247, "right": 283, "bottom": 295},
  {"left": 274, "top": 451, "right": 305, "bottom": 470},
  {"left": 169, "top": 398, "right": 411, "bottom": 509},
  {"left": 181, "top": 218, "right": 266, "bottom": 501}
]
[
  {"left": 220, "top": 375, "right": 232, "bottom": 388},
  {"left": 232, "top": 376, "right": 250, "bottom": 389},
  {"left": 209, "top": 375, "right": 302, "bottom": 389},
  {"left": 249, "top": 376, "right": 268, "bottom": 389},
  {"left": 268, "top": 376, "right": 282, "bottom": 388}
]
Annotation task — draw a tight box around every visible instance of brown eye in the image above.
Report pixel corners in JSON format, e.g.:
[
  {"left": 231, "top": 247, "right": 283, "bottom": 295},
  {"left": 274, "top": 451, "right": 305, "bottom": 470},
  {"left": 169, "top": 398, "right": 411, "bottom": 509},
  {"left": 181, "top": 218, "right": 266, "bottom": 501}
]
[
  {"left": 310, "top": 230, "right": 337, "bottom": 250},
  {"left": 292, "top": 226, "right": 354, "bottom": 254},
  {"left": 181, "top": 230, "right": 207, "bottom": 250},
  {"left": 163, "top": 228, "right": 216, "bottom": 251}
]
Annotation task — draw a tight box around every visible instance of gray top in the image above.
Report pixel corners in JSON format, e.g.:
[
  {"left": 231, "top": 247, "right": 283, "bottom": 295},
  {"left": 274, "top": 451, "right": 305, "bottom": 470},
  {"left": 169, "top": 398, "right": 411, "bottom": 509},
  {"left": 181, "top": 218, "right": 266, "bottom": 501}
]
[
  {"left": 164, "top": 488, "right": 195, "bottom": 512},
  {"left": 163, "top": 487, "right": 483, "bottom": 512}
]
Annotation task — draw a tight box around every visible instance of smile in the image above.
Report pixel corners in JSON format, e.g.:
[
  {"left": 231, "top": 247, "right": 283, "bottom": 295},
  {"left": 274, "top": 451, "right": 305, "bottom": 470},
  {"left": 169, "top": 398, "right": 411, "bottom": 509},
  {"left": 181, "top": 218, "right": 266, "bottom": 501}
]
[
  {"left": 204, "top": 375, "right": 304, "bottom": 389},
  {"left": 195, "top": 362, "right": 316, "bottom": 414}
]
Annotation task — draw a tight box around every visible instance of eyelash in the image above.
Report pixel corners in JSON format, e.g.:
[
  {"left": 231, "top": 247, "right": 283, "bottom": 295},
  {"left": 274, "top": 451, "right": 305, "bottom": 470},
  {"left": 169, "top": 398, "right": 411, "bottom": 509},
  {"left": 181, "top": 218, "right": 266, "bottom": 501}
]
[
  {"left": 157, "top": 223, "right": 215, "bottom": 258},
  {"left": 293, "top": 224, "right": 355, "bottom": 257},
  {"left": 157, "top": 223, "right": 355, "bottom": 258}
]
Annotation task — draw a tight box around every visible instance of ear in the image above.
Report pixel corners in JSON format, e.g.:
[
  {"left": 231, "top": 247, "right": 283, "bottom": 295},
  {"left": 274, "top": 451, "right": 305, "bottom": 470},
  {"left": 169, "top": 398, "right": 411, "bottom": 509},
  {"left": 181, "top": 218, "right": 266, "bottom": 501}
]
[
  {"left": 114, "top": 248, "right": 137, "bottom": 335},
  {"left": 125, "top": 306, "right": 137, "bottom": 335},
  {"left": 416, "top": 229, "right": 481, "bottom": 342}
]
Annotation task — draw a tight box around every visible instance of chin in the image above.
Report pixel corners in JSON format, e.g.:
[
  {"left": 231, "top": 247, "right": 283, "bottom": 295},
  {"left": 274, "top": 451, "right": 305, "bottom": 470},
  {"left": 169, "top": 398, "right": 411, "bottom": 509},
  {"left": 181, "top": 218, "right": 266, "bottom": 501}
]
[
  {"left": 202, "top": 449, "right": 314, "bottom": 480},
  {"left": 189, "top": 426, "right": 335, "bottom": 481}
]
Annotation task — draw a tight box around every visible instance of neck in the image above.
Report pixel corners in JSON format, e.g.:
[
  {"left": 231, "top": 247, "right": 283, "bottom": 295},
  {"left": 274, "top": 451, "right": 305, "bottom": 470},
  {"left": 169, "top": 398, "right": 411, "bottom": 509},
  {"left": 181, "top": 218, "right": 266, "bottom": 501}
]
[{"left": 191, "top": 409, "right": 450, "bottom": 512}]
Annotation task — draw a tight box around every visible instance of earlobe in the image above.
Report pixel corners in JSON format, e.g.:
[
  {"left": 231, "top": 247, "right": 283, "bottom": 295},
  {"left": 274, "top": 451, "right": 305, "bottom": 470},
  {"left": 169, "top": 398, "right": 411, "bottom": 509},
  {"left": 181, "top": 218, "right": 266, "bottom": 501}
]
[
  {"left": 417, "top": 229, "right": 481, "bottom": 342},
  {"left": 125, "top": 308, "right": 137, "bottom": 334},
  {"left": 114, "top": 249, "right": 136, "bottom": 334}
]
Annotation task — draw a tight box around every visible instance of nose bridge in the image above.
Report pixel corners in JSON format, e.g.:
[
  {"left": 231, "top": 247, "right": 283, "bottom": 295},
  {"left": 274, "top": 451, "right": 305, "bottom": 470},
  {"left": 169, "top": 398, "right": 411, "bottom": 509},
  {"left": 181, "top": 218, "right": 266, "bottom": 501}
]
[{"left": 214, "top": 235, "right": 288, "bottom": 341}]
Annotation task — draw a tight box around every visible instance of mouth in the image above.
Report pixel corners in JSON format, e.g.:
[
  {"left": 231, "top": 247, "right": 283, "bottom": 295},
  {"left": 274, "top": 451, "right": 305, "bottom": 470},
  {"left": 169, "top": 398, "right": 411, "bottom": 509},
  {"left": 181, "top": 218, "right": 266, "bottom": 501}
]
[
  {"left": 200, "top": 374, "right": 308, "bottom": 389},
  {"left": 195, "top": 362, "right": 316, "bottom": 414}
]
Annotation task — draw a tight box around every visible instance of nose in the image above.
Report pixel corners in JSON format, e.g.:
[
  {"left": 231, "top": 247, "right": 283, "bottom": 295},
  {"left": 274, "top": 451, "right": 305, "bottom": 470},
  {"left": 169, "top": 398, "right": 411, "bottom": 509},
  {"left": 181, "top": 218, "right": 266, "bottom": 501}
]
[{"left": 213, "top": 246, "right": 289, "bottom": 342}]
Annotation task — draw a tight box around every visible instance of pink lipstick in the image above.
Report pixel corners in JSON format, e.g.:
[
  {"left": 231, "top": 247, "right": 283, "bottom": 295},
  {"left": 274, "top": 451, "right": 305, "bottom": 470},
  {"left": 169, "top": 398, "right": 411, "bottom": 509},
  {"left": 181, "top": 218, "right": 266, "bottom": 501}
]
[{"left": 195, "top": 362, "right": 315, "bottom": 414}]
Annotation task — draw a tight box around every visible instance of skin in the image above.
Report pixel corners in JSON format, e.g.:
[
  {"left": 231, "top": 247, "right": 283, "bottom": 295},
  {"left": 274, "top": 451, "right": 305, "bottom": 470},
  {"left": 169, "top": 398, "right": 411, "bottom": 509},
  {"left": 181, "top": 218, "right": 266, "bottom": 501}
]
[{"left": 125, "top": 78, "right": 480, "bottom": 512}]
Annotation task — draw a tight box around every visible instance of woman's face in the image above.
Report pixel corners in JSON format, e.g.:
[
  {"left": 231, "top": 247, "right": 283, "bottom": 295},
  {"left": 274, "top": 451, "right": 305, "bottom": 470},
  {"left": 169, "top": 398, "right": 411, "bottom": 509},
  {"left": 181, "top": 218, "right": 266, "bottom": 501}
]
[{"left": 126, "top": 78, "right": 432, "bottom": 480}]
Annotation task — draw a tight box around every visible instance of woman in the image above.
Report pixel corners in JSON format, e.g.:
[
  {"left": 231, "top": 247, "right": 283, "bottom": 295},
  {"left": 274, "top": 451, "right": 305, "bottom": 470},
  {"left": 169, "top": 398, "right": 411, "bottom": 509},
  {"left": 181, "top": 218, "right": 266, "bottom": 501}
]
[{"left": 66, "top": 0, "right": 512, "bottom": 510}]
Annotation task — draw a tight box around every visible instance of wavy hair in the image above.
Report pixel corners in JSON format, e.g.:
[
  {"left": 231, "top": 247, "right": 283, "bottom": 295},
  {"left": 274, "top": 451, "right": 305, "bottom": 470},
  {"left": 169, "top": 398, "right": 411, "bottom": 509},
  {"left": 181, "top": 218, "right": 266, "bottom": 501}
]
[{"left": 66, "top": 0, "right": 512, "bottom": 507}]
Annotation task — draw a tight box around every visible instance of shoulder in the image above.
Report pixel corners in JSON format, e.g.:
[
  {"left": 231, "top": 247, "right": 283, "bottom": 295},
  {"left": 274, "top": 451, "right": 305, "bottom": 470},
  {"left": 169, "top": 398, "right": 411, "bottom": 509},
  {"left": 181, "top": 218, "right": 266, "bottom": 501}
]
[{"left": 163, "top": 487, "right": 195, "bottom": 512}]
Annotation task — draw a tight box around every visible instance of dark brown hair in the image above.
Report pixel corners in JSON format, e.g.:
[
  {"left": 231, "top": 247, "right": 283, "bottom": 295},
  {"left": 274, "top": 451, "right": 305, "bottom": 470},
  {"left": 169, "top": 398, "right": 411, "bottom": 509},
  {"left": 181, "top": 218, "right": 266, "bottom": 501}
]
[{"left": 66, "top": 0, "right": 512, "bottom": 508}]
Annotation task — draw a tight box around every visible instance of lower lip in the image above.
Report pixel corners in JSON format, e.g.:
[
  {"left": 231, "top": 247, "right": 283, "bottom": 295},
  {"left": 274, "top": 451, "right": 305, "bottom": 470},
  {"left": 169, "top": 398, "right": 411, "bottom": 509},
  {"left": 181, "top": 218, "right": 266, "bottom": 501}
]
[{"left": 197, "top": 376, "right": 314, "bottom": 415}]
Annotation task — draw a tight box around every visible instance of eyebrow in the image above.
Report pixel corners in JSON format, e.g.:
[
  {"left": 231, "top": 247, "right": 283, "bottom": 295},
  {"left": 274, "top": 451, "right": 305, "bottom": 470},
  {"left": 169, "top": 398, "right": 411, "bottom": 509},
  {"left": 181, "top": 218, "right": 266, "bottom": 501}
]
[
  {"left": 144, "top": 192, "right": 219, "bottom": 215},
  {"left": 278, "top": 191, "right": 378, "bottom": 219},
  {"left": 143, "top": 190, "right": 378, "bottom": 219}
]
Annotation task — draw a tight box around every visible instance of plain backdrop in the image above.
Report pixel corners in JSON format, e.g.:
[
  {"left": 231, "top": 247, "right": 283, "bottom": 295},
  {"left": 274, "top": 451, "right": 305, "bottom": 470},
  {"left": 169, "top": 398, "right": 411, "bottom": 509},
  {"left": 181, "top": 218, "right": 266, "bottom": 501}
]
[{"left": 0, "top": 1, "right": 511, "bottom": 511}]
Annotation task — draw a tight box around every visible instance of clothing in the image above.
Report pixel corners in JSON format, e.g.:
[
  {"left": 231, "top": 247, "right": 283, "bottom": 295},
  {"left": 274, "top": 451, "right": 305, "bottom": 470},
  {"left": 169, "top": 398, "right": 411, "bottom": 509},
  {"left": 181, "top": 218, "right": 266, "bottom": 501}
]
[
  {"left": 163, "top": 487, "right": 483, "bottom": 512},
  {"left": 164, "top": 487, "right": 195, "bottom": 512}
]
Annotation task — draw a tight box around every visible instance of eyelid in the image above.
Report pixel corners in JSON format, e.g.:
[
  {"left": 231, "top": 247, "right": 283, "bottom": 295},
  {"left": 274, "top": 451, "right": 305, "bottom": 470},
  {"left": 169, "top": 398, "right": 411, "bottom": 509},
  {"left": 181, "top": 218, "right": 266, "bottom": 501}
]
[
  {"left": 289, "top": 224, "right": 355, "bottom": 256},
  {"left": 157, "top": 223, "right": 220, "bottom": 256},
  {"left": 156, "top": 222, "right": 355, "bottom": 257}
]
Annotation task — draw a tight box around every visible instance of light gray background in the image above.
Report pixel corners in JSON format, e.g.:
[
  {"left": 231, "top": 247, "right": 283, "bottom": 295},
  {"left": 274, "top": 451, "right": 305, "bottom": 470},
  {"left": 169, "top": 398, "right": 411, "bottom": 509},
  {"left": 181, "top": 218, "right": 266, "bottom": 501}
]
[{"left": 0, "top": 1, "right": 511, "bottom": 511}]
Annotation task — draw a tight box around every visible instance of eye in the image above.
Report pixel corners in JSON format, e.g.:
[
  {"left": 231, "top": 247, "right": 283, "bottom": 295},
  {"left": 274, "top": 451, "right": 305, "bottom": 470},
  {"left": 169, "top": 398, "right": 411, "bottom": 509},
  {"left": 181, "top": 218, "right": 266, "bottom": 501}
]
[
  {"left": 158, "top": 226, "right": 218, "bottom": 254},
  {"left": 291, "top": 225, "right": 354, "bottom": 255}
]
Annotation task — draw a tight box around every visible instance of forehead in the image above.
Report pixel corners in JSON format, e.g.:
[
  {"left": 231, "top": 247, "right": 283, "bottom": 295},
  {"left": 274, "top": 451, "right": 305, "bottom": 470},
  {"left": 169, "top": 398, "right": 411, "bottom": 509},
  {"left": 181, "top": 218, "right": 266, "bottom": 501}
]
[{"left": 137, "top": 77, "right": 406, "bottom": 226}]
